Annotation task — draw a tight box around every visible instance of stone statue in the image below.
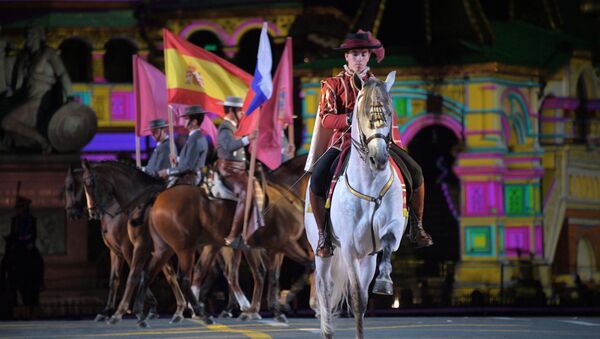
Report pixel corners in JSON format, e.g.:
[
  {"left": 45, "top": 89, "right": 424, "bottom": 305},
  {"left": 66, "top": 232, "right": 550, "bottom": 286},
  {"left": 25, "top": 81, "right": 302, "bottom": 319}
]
[
  {"left": 0, "top": 26, "right": 96, "bottom": 153},
  {"left": 0, "top": 25, "right": 13, "bottom": 98}
]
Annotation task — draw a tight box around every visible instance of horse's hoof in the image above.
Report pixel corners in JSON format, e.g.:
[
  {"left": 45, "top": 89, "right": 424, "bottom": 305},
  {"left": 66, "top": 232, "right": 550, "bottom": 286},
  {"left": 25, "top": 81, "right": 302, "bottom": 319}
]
[
  {"left": 372, "top": 278, "right": 393, "bottom": 295},
  {"left": 107, "top": 316, "right": 121, "bottom": 325},
  {"left": 137, "top": 320, "right": 149, "bottom": 328},
  {"left": 147, "top": 312, "right": 160, "bottom": 320},
  {"left": 219, "top": 311, "right": 233, "bottom": 319},
  {"left": 94, "top": 314, "right": 108, "bottom": 322},
  {"left": 239, "top": 312, "right": 261, "bottom": 321},
  {"left": 204, "top": 316, "right": 216, "bottom": 325},
  {"left": 274, "top": 313, "right": 288, "bottom": 323},
  {"left": 169, "top": 314, "right": 184, "bottom": 324}
]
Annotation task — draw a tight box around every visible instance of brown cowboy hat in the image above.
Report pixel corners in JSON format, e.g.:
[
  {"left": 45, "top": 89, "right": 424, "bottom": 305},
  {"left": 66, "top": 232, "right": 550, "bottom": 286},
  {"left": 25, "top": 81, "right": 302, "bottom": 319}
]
[{"left": 334, "top": 30, "right": 385, "bottom": 63}]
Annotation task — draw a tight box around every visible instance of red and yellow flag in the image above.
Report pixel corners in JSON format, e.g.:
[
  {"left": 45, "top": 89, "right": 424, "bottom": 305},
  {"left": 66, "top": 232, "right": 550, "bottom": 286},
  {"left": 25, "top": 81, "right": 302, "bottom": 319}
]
[{"left": 163, "top": 29, "right": 253, "bottom": 115}]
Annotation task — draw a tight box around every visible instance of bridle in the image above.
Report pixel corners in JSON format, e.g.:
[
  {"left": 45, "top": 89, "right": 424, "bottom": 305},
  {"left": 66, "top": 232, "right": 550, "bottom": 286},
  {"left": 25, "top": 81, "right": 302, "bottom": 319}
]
[
  {"left": 349, "top": 87, "right": 392, "bottom": 163},
  {"left": 82, "top": 169, "right": 117, "bottom": 218}
]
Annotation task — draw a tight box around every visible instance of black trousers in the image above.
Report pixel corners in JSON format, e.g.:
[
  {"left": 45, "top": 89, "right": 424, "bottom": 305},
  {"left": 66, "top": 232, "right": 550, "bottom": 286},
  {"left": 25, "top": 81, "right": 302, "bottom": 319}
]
[
  {"left": 389, "top": 143, "right": 423, "bottom": 187},
  {"left": 309, "top": 148, "right": 341, "bottom": 198}
]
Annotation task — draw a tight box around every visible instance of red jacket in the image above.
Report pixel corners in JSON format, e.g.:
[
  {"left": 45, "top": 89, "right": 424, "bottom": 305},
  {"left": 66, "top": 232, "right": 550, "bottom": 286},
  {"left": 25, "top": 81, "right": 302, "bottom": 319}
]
[{"left": 318, "top": 69, "right": 373, "bottom": 150}]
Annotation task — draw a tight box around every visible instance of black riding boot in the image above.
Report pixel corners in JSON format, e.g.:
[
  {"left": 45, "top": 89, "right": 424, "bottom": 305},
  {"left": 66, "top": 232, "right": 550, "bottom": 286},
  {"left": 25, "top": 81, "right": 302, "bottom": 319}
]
[{"left": 309, "top": 189, "right": 334, "bottom": 257}]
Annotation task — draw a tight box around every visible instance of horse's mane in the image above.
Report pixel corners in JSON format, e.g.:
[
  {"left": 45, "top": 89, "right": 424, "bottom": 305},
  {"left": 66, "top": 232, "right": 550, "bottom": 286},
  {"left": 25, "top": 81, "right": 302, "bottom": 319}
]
[{"left": 94, "top": 160, "right": 163, "bottom": 186}]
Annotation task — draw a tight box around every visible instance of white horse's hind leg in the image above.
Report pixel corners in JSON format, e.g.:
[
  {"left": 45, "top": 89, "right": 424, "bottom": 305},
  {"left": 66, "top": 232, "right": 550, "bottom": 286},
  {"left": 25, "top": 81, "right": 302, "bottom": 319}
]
[
  {"left": 373, "top": 232, "right": 397, "bottom": 295},
  {"left": 315, "top": 257, "right": 334, "bottom": 339}
]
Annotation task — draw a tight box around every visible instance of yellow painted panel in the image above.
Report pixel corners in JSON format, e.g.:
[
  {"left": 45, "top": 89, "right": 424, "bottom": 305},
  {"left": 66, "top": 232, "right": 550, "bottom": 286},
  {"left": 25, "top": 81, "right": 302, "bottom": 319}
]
[
  {"left": 411, "top": 99, "right": 425, "bottom": 114},
  {"left": 92, "top": 86, "right": 111, "bottom": 127}
]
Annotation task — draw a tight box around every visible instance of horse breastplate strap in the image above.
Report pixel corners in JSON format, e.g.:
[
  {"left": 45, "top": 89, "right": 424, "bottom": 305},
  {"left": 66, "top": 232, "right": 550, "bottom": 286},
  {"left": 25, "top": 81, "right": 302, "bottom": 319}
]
[
  {"left": 344, "top": 166, "right": 394, "bottom": 255},
  {"left": 344, "top": 167, "right": 394, "bottom": 204}
]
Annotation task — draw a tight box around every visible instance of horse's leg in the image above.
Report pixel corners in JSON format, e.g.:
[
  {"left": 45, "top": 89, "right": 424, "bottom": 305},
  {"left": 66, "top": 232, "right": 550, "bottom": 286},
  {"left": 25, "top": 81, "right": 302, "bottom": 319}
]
[
  {"left": 373, "top": 232, "right": 397, "bottom": 295},
  {"left": 215, "top": 249, "right": 240, "bottom": 318},
  {"left": 107, "top": 229, "right": 152, "bottom": 325},
  {"left": 95, "top": 251, "right": 123, "bottom": 322},
  {"left": 222, "top": 247, "right": 251, "bottom": 314},
  {"left": 191, "top": 245, "right": 219, "bottom": 306},
  {"left": 315, "top": 256, "right": 334, "bottom": 339},
  {"left": 161, "top": 263, "right": 186, "bottom": 324},
  {"left": 266, "top": 252, "right": 286, "bottom": 323},
  {"left": 279, "top": 240, "right": 314, "bottom": 312},
  {"left": 351, "top": 254, "right": 377, "bottom": 339},
  {"left": 176, "top": 249, "right": 215, "bottom": 325},
  {"left": 239, "top": 248, "right": 265, "bottom": 321}
]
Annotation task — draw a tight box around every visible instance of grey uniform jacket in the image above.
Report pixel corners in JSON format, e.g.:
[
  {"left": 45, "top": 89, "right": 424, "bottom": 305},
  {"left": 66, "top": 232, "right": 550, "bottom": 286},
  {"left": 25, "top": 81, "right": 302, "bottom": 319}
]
[
  {"left": 217, "top": 120, "right": 247, "bottom": 162},
  {"left": 168, "top": 130, "right": 208, "bottom": 176},
  {"left": 144, "top": 140, "right": 170, "bottom": 177}
]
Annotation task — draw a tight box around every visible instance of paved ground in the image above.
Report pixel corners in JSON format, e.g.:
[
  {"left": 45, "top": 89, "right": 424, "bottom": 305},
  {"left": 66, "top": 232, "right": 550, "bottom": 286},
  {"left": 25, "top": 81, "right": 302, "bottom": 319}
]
[{"left": 0, "top": 316, "right": 599, "bottom": 338}]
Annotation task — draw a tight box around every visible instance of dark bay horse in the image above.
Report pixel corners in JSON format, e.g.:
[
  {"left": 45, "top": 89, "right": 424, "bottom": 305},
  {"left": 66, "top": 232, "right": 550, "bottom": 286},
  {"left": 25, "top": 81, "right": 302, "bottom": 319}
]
[{"left": 76, "top": 161, "right": 190, "bottom": 327}]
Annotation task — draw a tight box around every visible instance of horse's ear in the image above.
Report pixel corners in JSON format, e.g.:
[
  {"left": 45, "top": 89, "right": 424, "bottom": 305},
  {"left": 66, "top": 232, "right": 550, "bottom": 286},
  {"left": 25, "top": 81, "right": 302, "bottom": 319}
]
[
  {"left": 81, "top": 158, "right": 90, "bottom": 171},
  {"left": 384, "top": 71, "right": 396, "bottom": 93},
  {"left": 67, "top": 165, "right": 72, "bottom": 175},
  {"left": 353, "top": 73, "right": 364, "bottom": 91}
]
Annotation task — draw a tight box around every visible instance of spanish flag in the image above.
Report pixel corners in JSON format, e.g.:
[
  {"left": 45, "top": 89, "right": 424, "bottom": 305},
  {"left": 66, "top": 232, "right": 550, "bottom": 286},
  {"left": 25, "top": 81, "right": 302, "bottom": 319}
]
[{"left": 163, "top": 29, "right": 253, "bottom": 115}]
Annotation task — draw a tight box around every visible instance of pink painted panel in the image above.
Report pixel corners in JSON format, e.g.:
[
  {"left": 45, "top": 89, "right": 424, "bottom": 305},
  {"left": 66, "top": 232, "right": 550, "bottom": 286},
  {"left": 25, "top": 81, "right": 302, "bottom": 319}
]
[
  {"left": 465, "top": 182, "right": 487, "bottom": 215},
  {"left": 111, "top": 91, "right": 135, "bottom": 121},
  {"left": 504, "top": 226, "right": 530, "bottom": 257}
]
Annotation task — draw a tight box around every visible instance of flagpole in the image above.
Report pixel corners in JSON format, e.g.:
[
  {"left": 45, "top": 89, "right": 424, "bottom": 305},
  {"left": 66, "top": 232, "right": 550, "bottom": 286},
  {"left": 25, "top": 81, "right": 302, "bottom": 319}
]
[
  {"left": 242, "top": 114, "right": 259, "bottom": 240},
  {"left": 167, "top": 105, "right": 177, "bottom": 164},
  {"left": 135, "top": 136, "right": 142, "bottom": 168}
]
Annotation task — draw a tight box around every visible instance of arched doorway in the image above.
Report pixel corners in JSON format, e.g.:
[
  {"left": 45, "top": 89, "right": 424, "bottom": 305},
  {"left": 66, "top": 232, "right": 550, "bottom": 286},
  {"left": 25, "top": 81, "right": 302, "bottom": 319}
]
[
  {"left": 406, "top": 125, "right": 461, "bottom": 263},
  {"left": 59, "top": 38, "right": 92, "bottom": 83},
  {"left": 187, "top": 30, "right": 225, "bottom": 58},
  {"left": 104, "top": 38, "right": 138, "bottom": 83}
]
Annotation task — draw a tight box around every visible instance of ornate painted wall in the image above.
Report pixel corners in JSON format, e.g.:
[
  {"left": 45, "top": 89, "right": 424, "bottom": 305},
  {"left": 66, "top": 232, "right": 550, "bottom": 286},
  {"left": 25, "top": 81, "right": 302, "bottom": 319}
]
[{"left": 300, "top": 57, "right": 600, "bottom": 298}]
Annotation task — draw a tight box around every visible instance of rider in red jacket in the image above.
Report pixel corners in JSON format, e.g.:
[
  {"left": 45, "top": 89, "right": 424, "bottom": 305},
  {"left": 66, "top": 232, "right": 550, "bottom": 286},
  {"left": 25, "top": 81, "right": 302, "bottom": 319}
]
[{"left": 307, "top": 30, "right": 433, "bottom": 258}]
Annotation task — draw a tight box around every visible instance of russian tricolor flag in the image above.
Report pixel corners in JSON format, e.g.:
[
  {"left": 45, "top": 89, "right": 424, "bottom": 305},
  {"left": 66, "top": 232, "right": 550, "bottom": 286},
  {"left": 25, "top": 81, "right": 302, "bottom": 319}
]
[{"left": 236, "top": 22, "right": 273, "bottom": 136}]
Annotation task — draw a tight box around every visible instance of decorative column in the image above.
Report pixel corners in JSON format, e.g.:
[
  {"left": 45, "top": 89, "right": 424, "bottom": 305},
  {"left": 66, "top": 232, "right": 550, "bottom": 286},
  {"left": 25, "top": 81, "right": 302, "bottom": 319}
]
[{"left": 92, "top": 50, "right": 106, "bottom": 83}]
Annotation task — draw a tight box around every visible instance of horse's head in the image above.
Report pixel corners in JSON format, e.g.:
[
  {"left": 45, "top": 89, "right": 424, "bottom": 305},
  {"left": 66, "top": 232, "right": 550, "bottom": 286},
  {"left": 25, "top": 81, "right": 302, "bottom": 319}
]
[
  {"left": 81, "top": 159, "right": 113, "bottom": 220},
  {"left": 64, "top": 165, "right": 85, "bottom": 221},
  {"left": 352, "top": 71, "right": 396, "bottom": 171}
]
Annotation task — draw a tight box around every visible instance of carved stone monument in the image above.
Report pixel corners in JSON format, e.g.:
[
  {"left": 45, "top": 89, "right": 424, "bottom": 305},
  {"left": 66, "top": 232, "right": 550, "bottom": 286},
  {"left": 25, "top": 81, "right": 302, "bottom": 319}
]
[{"left": 0, "top": 26, "right": 97, "bottom": 154}]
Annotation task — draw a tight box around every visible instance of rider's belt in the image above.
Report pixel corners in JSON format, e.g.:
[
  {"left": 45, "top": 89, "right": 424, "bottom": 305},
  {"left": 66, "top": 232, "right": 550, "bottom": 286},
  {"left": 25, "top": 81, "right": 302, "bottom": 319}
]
[{"left": 217, "top": 159, "right": 246, "bottom": 176}]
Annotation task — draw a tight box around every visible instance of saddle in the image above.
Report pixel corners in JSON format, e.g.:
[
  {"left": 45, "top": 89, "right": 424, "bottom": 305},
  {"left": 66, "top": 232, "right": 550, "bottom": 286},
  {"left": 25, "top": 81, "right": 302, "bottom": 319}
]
[
  {"left": 325, "top": 145, "right": 411, "bottom": 217},
  {"left": 201, "top": 166, "right": 267, "bottom": 210}
]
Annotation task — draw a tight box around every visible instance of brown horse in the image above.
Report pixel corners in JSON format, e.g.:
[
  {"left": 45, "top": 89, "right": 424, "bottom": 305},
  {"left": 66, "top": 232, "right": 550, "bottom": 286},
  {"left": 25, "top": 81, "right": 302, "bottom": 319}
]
[
  {"left": 77, "top": 160, "right": 190, "bottom": 327},
  {"left": 191, "top": 156, "right": 314, "bottom": 322}
]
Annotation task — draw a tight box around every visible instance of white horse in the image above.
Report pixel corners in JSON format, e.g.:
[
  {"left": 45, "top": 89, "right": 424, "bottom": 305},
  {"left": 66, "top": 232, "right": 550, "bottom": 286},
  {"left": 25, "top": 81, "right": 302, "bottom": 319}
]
[{"left": 305, "top": 71, "right": 407, "bottom": 339}]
